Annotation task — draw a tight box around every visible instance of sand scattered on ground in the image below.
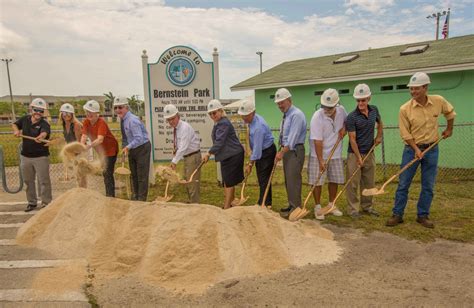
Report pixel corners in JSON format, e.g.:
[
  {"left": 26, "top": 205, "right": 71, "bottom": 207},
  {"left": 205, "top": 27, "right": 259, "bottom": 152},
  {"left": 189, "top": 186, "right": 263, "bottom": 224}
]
[
  {"left": 31, "top": 260, "right": 88, "bottom": 294},
  {"left": 60, "top": 142, "right": 103, "bottom": 185},
  {"left": 16, "top": 188, "right": 342, "bottom": 294}
]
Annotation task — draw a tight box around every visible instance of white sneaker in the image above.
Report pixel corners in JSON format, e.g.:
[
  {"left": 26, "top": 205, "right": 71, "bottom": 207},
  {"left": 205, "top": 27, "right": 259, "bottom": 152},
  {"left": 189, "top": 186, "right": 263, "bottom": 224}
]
[
  {"left": 331, "top": 207, "right": 343, "bottom": 217},
  {"left": 314, "top": 204, "right": 325, "bottom": 220}
]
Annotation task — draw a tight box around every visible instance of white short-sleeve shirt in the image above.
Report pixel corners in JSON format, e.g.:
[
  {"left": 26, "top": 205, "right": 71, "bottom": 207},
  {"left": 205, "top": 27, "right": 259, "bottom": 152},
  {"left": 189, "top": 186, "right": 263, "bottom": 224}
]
[{"left": 309, "top": 106, "right": 347, "bottom": 159}]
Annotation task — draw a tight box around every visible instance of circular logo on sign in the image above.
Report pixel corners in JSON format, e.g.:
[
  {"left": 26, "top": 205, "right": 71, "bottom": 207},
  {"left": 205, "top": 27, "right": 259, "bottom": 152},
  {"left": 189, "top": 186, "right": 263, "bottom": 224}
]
[{"left": 167, "top": 57, "right": 196, "bottom": 86}]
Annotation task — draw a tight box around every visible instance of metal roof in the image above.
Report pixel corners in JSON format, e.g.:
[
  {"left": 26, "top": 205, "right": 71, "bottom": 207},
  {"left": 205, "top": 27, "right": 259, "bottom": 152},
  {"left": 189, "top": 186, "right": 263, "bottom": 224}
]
[{"left": 231, "top": 34, "right": 474, "bottom": 91}]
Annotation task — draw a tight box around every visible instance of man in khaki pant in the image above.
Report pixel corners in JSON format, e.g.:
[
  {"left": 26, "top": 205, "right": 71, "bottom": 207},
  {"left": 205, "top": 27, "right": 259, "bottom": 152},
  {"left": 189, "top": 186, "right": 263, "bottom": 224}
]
[{"left": 345, "top": 84, "right": 383, "bottom": 218}]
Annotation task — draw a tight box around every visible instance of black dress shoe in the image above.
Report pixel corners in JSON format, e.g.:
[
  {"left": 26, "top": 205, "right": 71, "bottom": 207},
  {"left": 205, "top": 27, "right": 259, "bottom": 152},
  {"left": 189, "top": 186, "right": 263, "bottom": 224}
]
[
  {"left": 280, "top": 206, "right": 292, "bottom": 213},
  {"left": 25, "top": 204, "right": 37, "bottom": 212}
]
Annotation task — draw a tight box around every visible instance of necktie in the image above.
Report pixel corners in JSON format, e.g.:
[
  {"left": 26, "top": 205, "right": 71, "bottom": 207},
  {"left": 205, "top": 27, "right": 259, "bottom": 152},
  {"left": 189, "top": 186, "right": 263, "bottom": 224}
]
[
  {"left": 173, "top": 128, "right": 177, "bottom": 154},
  {"left": 120, "top": 119, "right": 128, "bottom": 147},
  {"left": 279, "top": 113, "right": 286, "bottom": 147}
]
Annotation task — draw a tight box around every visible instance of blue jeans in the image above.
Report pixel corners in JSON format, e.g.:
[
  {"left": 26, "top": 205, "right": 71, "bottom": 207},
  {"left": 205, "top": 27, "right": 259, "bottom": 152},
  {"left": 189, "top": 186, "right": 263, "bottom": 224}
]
[{"left": 392, "top": 145, "right": 439, "bottom": 218}]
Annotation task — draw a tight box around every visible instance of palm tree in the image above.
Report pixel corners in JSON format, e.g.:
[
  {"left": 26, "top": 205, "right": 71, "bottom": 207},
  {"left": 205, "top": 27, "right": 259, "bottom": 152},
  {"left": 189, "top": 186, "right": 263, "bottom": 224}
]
[{"left": 103, "top": 91, "right": 115, "bottom": 118}]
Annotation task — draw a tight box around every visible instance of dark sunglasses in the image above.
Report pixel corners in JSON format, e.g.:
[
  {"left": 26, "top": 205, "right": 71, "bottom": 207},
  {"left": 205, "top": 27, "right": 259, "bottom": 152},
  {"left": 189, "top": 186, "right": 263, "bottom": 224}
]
[
  {"left": 356, "top": 99, "right": 368, "bottom": 102},
  {"left": 114, "top": 105, "right": 125, "bottom": 110},
  {"left": 33, "top": 108, "right": 45, "bottom": 113}
]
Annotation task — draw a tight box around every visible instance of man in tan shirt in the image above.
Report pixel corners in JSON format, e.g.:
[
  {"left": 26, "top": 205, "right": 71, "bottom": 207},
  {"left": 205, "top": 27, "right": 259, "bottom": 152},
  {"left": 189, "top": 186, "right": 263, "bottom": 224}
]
[{"left": 386, "top": 72, "right": 455, "bottom": 228}]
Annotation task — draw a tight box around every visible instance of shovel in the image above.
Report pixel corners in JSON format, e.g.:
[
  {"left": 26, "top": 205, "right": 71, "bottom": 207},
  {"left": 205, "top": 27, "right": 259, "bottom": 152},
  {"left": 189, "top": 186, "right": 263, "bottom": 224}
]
[
  {"left": 233, "top": 168, "right": 252, "bottom": 206},
  {"left": 115, "top": 154, "right": 131, "bottom": 175},
  {"left": 289, "top": 136, "right": 343, "bottom": 221},
  {"left": 179, "top": 160, "right": 206, "bottom": 184},
  {"left": 362, "top": 139, "right": 441, "bottom": 197},
  {"left": 155, "top": 181, "right": 173, "bottom": 202},
  {"left": 317, "top": 143, "right": 377, "bottom": 217},
  {"left": 19, "top": 134, "right": 63, "bottom": 146}
]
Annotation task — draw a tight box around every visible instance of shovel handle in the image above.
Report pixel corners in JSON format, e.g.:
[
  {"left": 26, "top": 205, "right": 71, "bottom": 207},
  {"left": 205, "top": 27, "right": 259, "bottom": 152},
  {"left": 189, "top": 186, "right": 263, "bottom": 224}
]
[
  {"left": 260, "top": 162, "right": 277, "bottom": 208},
  {"left": 380, "top": 138, "right": 442, "bottom": 191},
  {"left": 121, "top": 153, "right": 126, "bottom": 168},
  {"left": 332, "top": 142, "right": 378, "bottom": 205},
  {"left": 19, "top": 134, "right": 50, "bottom": 144},
  {"left": 187, "top": 160, "right": 205, "bottom": 183}
]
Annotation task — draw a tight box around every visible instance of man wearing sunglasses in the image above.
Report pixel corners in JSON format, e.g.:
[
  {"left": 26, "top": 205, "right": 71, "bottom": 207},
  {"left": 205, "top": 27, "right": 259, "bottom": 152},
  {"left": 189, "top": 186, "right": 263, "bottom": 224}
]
[
  {"left": 114, "top": 96, "right": 151, "bottom": 201},
  {"left": 345, "top": 84, "right": 383, "bottom": 219},
  {"left": 12, "top": 98, "right": 52, "bottom": 212}
]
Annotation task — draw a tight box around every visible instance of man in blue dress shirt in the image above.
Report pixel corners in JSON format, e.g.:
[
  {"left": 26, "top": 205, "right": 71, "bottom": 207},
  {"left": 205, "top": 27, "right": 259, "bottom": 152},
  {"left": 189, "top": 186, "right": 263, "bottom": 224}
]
[
  {"left": 114, "top": 96, "right": 151, "bottom": 201},
  {"left": 238, "top": 99, "right": 276, "bottom": 206},
  {"left": 274, "top": 88, "right": 307, "bottom": 218}
]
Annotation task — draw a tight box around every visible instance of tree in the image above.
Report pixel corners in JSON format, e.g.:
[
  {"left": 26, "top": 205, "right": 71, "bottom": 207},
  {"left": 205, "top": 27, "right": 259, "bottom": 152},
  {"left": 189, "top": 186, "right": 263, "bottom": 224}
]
[
  {"left": 103, "top": 91, "right": 115, "bottom": 118},
  {"left": 127, "top": 95, "right": 144, "bottom": 117}
]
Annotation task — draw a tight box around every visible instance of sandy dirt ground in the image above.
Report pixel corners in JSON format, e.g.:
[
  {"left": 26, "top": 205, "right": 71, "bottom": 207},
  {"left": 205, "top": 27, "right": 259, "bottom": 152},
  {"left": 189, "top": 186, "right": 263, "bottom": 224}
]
[{"left": 90, "top": 226, "right": 474, "bottom": 306}]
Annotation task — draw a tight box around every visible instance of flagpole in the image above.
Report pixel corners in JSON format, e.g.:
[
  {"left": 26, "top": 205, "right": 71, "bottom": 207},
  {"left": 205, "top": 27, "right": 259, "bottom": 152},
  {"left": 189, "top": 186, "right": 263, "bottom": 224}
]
[{"left": 446, "top": 8, "right": 450, "bottom": 39}]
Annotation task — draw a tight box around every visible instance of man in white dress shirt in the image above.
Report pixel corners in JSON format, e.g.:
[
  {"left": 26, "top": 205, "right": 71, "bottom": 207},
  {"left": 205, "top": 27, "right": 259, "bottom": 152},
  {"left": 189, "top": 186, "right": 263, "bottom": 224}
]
[{"left": 164, "top": 104, "right": 202, "bottom": 203}]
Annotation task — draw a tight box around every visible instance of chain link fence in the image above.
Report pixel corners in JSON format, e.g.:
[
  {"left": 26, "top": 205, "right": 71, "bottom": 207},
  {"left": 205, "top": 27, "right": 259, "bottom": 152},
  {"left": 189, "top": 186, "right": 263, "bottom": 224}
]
[{"left": 1, "top": 123, "right": 473, "bottom": 194}]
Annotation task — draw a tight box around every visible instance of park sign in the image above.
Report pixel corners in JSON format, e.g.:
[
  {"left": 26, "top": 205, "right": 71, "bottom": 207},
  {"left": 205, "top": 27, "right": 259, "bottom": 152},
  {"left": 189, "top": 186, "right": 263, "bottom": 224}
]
[{"left": 142, "top": 46, "right": 219, "bottom": 160}]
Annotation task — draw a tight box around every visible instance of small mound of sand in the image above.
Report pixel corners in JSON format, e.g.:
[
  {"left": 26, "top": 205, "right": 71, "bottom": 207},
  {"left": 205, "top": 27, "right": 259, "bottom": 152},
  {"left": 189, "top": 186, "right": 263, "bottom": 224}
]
[
  {"left": 17, "top": 188, "right": 342, "bottom": 294},
  {"left": 155, "top": 166, "right": 182, "bottom": 183}
]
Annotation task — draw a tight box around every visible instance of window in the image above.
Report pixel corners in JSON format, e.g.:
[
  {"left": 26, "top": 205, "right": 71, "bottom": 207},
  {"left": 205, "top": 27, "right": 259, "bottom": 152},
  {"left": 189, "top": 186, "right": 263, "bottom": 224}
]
[
  {"left": 333, "top": 54, "right": 359, "bottom": 64},
  {"left": 314, "top": 90, "right": 324, "bottom": 96},
  {"left": 396, "top": 84, "right": 408, "bottom": 90},
  {"left": 381, "top": 85, "right": 394, "bottom": 91},
  {"left": 338, "top": 89, "right": 349, "bottom": 94},
  {"left": 400, "top": 44, "right": 429, "bottom": 56}
]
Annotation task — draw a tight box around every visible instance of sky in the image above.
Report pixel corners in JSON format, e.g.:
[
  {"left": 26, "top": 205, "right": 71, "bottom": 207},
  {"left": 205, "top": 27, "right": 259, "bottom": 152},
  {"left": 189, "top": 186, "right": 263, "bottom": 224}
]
[{"left": 0, "top": 0, "right": 473, "bottom": 99}]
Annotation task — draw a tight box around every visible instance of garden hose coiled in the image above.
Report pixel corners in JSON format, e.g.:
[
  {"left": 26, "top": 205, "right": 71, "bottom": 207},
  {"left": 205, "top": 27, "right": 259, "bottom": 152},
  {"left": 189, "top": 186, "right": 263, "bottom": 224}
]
[{"left": 0, "top": 143, "right": 23, "bottom": 193}]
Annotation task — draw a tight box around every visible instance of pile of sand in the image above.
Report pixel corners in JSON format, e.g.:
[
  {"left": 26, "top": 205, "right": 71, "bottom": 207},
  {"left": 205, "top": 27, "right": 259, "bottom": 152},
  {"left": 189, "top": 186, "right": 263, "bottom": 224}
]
[{"left": 16, "top": 188, "right": 342, "bottom": 294}]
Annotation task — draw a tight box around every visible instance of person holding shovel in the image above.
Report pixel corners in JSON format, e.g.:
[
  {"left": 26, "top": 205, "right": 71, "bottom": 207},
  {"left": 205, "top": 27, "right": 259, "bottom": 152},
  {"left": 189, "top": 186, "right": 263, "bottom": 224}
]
[
  {"left": 81, "top": 100, "right": 119, "bottom": 197},
  {"left": 12, "top": 98, "right": 52, "bottom": 212},
  {"left": 59, "top": 103, "right": 82, "bottom": 143},
  {"left": 238, "top": 99, "right": 276, "bottom": 207},
  {"left": 202, "top": 99, "right": 244, "bottom": 209},
  {"left": 386, "top": 72, "right": 455, "bottom": 228},
  {"left": 274, "top": 88, "right": 307, "bottom": 219},
  {"left": 163, "top": 104, "right": 201, "bottom": 203},
  {"left": 308, "top": 88, "right": 347, "bottom": 220},
  {"left": 114, "top": 96, "right": 151, "bottom": 201},
  {"left": 345, "top": 84, "right": 383, "bottom": 219}
]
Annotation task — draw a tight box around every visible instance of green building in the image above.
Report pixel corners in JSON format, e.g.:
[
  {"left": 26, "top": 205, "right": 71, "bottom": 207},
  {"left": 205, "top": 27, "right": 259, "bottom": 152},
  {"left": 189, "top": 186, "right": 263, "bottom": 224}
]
[{"left": 231, "top": 35, "right": 474, "bottom": 169}]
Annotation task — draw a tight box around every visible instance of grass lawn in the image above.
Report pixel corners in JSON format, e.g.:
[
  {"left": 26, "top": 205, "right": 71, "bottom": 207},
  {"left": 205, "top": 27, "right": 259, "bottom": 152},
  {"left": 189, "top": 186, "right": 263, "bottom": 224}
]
[{"left": 148, "top": 161, "right": 474, "bottom": 243}]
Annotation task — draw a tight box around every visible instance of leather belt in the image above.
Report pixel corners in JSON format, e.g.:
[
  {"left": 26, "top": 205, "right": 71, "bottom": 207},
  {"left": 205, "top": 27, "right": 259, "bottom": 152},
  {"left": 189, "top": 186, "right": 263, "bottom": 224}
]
[{"left": 184, "top": 150, "right": 200, "bottom": 158}]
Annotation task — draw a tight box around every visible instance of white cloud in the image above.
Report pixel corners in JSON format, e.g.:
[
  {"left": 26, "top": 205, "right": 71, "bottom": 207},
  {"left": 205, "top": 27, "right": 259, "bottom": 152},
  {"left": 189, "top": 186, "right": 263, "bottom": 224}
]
[
  {"left": 44, "top": 0, "right": 165, "bottom": 11},
  {"left": 0, "top": 23, "right": 30, "bottom": 56},
  {"left": 344, "top": 0, "right": 394, "bottom": 14}
]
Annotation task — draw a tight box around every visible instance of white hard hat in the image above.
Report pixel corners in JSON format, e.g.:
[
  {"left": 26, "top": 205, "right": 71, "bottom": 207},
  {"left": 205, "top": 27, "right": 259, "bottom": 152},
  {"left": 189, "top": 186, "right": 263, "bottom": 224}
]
[
  {"left": 407, "top": 72, "right": 431, "bottom": 87},
  {"left": 60, "top": 103, "right": 74, "bottom": 114},
  {"left": 207, "top": 99, "right": 223, "bottom": 113},
  {"left": 113, "top": 96, "right": 129, "bottom": 107},
  {"left": 237, "top": 99, "right": 255, "bottom": 116},
  {"left": 320, "top": 88, "right": 340, "bottom": 107},
  {"left": 274, "top": 88, "right": 292, "bottom": 103},
  {"left": 83, "top": 100, "right": 100, "bottom": 113},
  {"left": 163, "top": 104, "right": 179, "bottom": 119},
  {"left": 30, "top": 98, "right": 47, "bottom": 109},
  {"left": 353, "top": 84, "right": 371, "bottom": 99}
]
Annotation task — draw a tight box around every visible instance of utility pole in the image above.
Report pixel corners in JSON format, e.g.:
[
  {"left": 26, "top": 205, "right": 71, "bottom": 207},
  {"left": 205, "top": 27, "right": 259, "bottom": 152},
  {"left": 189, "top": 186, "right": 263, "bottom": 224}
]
[
  {"left": 256, "top": 51, "right": 263, "bottom": 73},
  {"left": 1, "top": 58, "right": 16, "bottom": 122},
  {"left": 426, "top": 10, "right": 448, "bottom": 40}
]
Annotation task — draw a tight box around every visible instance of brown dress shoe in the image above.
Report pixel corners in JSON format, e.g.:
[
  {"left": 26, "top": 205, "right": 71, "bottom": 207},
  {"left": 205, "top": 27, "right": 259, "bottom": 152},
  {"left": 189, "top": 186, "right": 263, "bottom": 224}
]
[
  {"left": 386, "top": 215, "right": 403, "bottom": 227},
  {"left": 416, "top": 217, "right": 434, "bottom": 228}
]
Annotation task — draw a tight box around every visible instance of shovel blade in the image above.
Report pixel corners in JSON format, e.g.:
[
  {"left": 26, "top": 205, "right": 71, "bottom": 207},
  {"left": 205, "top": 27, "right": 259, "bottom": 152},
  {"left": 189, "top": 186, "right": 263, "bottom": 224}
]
[
  {"left": 115, "top": 167, "right": 131, "bottom": 175},
  {"left": 317, "top": 203, "right": 335, "bottom": 216},
  {"left": 362, "top": 187, "right": 383, "bottom": 196},
  {"left": 233, "top": 196, "right": 249, "bottom": 206},
  {"left": 155, "top": 195, "right": 174, "bottom": 202},
  {"left": 294, "top": 208, "right": 309, "bottom": 221},
  {"left": 288, "top": 208, "right": 303, "bottom": 221}
]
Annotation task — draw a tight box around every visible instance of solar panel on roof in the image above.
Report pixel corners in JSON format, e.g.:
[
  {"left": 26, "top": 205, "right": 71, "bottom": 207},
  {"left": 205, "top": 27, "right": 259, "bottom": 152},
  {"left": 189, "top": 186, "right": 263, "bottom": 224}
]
[
  {"left": 400, "top": 44, "right": 429, "bottom": 55},
  {"left": 333, "top": 54, "right": 359, "bottom": 64}
]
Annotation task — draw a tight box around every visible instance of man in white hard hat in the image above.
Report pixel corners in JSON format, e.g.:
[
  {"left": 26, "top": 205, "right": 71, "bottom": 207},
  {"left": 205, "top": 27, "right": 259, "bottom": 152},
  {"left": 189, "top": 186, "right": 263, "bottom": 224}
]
[
  {"left": 238, "top": 99, "right": 276, "bottom": 206},
  {"left": 81, "top": 100, "right": 119, "bottom": 197},
  {"left": 387, "top": 72, "right": 456, "bottom": 228},
  {"left": 308, "top": 88, "right": 347, "bottom": 220},
  {"left": 114, "top": 96, "right": 151, "bottom": 201},
  {"left": 12, "top": 98, "right": 52, "bottom": 212},
  {"left": 345, "top": 84, "right": 383, "bottom": 219},
  {"left": 274, "top": 88, "right": 307, "bottom": 218},
  {"left": 164, "top": 104, "right": 201, "bottom": 203}
]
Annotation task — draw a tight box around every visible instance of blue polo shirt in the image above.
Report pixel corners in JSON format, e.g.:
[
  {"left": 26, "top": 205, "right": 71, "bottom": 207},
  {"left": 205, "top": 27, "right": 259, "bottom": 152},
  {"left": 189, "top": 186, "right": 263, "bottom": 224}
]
[{"left": 345, "top": 105, "right": 381, "bottom": 154}]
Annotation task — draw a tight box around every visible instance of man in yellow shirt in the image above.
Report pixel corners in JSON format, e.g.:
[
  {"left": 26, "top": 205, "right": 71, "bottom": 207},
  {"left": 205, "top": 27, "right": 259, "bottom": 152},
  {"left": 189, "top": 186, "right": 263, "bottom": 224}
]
[{"left": 386, "top": 72, "right": 455, "bottom": 228}]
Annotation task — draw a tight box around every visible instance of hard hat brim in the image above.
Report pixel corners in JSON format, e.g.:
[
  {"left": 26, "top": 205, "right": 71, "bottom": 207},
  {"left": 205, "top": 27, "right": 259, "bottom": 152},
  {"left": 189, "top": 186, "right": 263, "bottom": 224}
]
[
  {"left": 353, "top": 93, "right": 371, "bottom": 99},
  {"left": 163, "top": 111, "right": 179, "bottom": 119}
]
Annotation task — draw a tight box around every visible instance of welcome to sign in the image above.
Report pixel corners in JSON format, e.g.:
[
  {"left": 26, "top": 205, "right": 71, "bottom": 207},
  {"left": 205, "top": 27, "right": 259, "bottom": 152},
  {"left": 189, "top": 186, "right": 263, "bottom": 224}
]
[{"left": 142, "top": 46, "right": 219, "bottom": 160}]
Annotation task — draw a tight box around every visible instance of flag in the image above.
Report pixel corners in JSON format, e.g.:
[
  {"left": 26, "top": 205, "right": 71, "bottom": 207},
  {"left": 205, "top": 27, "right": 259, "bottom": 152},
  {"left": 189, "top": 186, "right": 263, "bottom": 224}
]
[{"left": 442, "top": 12, "right": 449, "bottom": 39}]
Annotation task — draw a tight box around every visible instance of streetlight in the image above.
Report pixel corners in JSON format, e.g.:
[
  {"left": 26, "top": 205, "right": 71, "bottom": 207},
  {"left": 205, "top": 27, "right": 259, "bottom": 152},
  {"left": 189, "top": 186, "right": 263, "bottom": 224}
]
[
  {"left": 426, "top": 9, "right": 448, "bottom": 40},
  {"left": 256, "top": 51, "right": 263, "bottom": 73},
  {"left": 1, "top": 58, "right": 16, "bottom": 121}
]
